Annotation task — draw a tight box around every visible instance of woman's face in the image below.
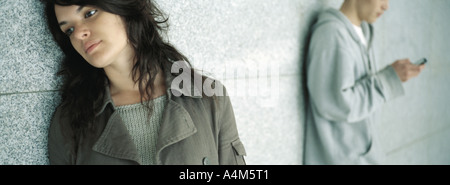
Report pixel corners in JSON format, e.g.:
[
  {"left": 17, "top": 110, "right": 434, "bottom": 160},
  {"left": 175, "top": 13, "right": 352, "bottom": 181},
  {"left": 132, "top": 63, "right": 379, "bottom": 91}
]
[{"left": 55, "top": 5, "right": 134, "bottom": 68}]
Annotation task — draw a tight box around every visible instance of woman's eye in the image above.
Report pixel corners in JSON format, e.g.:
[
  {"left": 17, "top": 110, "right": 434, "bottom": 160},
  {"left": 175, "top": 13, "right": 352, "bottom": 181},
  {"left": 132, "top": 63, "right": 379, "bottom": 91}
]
[
  {"left": 65, "top": 27, "right": 74, "bottom": 36},
  {"left": 85, "top": 9, "right": 97, "bottom": 18}
]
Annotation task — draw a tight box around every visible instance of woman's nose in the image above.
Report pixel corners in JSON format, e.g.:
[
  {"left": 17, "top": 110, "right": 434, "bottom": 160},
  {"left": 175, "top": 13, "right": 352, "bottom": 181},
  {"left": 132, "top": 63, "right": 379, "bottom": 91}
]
[{"left": 73, "top": 25, "right": 90, "bottom": 40}]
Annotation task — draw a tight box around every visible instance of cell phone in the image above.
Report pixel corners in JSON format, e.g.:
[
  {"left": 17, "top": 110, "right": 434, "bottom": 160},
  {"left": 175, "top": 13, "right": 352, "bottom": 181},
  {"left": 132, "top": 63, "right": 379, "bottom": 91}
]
[{"left": 414, "top": 58, "right": 428, "bottom": 65}]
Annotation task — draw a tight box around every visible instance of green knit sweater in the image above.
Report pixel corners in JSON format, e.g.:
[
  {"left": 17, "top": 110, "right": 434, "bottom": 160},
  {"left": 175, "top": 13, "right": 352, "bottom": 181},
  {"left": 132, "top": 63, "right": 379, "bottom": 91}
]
[{"left": 115, "top": 95, "right": 167, "bottom": 165}]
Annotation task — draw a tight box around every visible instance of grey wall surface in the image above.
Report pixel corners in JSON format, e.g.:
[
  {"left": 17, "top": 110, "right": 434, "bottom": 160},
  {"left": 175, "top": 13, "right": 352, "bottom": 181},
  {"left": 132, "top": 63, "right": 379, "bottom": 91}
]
[
  {"left": 374, "top": 0, "right": 450, "bottom": 164},
  {"left": 0, "top": 0, "right": 449, "bottom": 165}
]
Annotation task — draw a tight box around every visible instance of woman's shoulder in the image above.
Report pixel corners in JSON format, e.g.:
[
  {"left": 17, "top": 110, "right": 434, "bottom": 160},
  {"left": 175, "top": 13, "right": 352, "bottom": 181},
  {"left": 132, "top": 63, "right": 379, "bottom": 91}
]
[
  {"left": 51, "top": 103, "right": 70, "bottom": 124},
  {"left": 168, "top": 70, "right": 233, "bottom": 111},
  {"left": 49, "top": 104, "right": 74, "bottom": 140}
]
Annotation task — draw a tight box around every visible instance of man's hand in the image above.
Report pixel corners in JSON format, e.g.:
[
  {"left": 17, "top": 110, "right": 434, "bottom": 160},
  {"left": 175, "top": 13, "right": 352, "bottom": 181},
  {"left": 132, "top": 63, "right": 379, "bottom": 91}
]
[{"left": 391, "top": 59, "right": 425, "bottom": 82}]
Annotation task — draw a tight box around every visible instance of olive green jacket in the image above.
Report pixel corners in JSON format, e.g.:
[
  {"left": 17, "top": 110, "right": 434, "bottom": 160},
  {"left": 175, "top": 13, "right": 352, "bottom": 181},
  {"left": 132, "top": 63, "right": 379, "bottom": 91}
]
[{"left": 48, "top": 69, "right": 246, "bottom": 165}]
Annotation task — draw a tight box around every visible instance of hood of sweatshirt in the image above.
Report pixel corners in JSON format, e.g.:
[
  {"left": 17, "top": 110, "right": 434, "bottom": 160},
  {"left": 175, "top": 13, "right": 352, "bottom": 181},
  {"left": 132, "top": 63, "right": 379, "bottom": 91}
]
[{"left": 313, "top": 8, "right": 374, "bottom": 49}]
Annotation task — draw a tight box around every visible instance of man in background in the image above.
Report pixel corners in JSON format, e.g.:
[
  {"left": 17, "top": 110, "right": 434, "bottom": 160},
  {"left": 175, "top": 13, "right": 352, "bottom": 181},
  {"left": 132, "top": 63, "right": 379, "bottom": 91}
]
[{"left": 304, "top": 0, "right": 425, "bottom": 164}]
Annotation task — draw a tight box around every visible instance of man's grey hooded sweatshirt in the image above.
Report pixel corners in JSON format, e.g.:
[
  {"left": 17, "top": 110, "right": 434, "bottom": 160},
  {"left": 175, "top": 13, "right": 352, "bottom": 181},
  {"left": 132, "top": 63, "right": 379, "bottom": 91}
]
[{"left": 304, "top": 8, "right": 405, "bottom": 165}]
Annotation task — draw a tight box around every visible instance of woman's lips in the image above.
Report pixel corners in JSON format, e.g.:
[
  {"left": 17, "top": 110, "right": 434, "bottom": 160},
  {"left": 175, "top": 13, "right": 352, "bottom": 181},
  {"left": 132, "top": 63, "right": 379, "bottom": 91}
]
[{"left": 84, "top": 41, "right": 102, "bottom": 54}]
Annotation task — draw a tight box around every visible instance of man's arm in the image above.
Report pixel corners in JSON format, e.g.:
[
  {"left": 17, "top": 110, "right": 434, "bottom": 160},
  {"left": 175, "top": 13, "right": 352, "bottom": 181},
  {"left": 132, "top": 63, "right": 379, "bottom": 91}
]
[{"left": 307, "top": 27, "right": 406, "bottom": 123}]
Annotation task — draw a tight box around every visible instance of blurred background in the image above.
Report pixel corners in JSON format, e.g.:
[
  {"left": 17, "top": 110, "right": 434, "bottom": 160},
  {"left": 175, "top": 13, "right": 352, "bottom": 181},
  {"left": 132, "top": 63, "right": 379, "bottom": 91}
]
[{"left": 1, "top": 0, "right": 449, "bottom": 165}]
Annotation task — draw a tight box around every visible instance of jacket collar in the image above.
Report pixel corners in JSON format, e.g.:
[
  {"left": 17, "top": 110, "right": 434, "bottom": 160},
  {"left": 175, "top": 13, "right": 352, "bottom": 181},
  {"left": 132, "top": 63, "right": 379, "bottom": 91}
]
[
  {"left": 155, "top": 99, "right": 197, "bottom": 164},
  {"left": 91, "top": 111, "right": 142, "bottom": 164},
  {"left": 91, "top": 97, "right": 198, "bottom": 164},
  {"left": 95, "top": 61, "right": 203, "bottom": 117},
  {"left": 92, "top": 61, "right": 200, "bottom": 164}
]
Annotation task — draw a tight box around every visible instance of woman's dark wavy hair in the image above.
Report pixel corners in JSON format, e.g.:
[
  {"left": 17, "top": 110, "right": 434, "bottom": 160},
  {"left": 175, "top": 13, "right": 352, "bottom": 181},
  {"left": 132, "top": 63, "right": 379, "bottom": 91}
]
[{"left": 42, "top": 0, "right": 190, "bottom": 137}]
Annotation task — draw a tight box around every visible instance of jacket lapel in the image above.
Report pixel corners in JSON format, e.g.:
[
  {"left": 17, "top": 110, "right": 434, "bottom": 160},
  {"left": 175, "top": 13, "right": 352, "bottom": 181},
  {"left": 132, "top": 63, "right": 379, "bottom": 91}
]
[
  {"left": 155, "top": 99, "right": 197, "bottom": 165},
  {"left": 89, "top": 63, "right": 201, "bottom": 165},
  {"left": 91, "top": 110, "right": 141, "bottom": 164},
  {"left": 154, "top": 64, "right": 202, "bottom": 164},
  {"left": 91, "top": 85, "right": 141, "bottom": 164}
]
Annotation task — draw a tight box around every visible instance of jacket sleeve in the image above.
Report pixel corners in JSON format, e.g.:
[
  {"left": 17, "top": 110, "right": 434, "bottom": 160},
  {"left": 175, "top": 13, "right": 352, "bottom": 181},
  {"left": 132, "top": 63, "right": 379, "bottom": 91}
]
[
  {"left": 216, "top": 85, "right": 247, "bottom": 165},
  {"left": 307, "top": 26, "right": 405, "bottom": 123},
  {"left": 48, "top": 107, "right": 73, "bottom": 165}
]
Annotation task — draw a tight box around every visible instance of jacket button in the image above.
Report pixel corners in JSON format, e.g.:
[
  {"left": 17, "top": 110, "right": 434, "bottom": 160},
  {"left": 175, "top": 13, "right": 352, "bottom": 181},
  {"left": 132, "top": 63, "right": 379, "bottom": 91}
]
[{"left": 202, "top": 157, "right": 210, "bottom": 165}]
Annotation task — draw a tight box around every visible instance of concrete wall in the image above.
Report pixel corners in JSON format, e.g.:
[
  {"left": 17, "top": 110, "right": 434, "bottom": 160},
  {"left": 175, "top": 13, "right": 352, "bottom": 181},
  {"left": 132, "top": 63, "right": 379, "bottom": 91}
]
[
  {"left": 375, "top": 0, "right": 450, "bottom": 164},
  {"left": 0, "top": 0, "right": 449, "bottom": 165}
]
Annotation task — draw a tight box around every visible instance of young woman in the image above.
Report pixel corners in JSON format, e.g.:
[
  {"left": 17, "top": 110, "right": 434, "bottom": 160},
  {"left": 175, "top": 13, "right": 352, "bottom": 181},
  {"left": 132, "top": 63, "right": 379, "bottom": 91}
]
[{"left": 43, "top": 0, "right": 246, "bottom": 165}]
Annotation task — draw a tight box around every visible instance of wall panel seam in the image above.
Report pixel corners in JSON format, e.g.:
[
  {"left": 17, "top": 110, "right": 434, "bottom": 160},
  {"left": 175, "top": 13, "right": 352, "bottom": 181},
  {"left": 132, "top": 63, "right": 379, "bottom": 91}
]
[{"left": 0, "top": 89, "right": 60, "bottom": 97}]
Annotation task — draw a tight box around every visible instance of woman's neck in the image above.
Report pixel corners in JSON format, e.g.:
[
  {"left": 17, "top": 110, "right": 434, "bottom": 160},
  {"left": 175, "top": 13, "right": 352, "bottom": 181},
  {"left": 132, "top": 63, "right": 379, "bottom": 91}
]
[
  {"left": 103, "top": 57, "right": 138, "bottom": 95},
  {"left": 103, "top": 58, "right": 167, "bottom": 106}
]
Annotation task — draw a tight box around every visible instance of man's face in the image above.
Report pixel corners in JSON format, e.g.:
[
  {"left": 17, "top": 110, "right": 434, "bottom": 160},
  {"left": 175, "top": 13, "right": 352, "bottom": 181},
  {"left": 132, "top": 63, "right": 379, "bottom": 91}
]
[{"left": 356, "top": 0, "right": 389, "bottom": 23}]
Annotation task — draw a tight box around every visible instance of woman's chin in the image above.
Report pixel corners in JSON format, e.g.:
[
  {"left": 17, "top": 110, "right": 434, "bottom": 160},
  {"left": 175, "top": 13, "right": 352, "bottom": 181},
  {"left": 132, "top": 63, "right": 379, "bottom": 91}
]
[{"left": 87, "top": 60, "right": 111, "bottom": 69}]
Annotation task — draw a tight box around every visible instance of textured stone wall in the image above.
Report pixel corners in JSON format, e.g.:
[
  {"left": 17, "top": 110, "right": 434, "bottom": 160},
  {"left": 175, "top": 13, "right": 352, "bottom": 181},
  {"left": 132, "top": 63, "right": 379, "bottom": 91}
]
[{"left": 1, "top": 0, "right": 449, "bottom": 165}]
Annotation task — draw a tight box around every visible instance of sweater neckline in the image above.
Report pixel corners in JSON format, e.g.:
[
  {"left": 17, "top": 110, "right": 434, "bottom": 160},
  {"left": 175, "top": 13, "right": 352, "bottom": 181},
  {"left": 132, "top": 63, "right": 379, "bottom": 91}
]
[{"left": 114, "top": 95, "right": 167, "bottom": 110}]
